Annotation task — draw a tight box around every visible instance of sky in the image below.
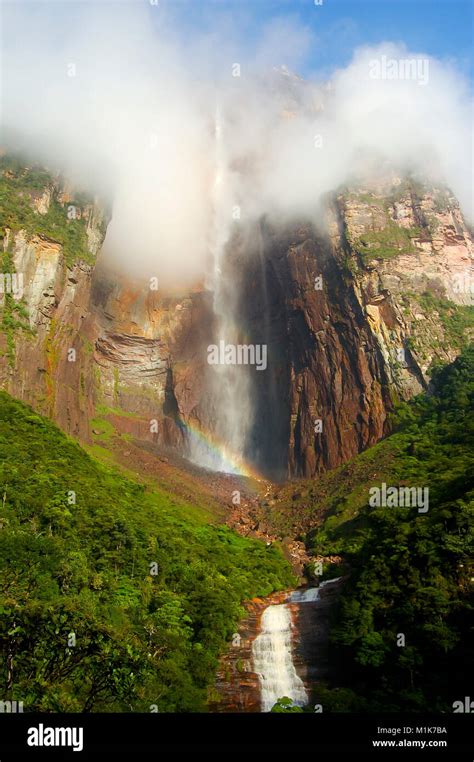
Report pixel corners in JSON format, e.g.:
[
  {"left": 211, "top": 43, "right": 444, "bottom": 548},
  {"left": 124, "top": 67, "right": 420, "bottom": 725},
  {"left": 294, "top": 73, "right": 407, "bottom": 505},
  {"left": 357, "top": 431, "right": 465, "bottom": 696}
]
[{"left": 160, "top": 0, "right": 474, "bottom": 83}]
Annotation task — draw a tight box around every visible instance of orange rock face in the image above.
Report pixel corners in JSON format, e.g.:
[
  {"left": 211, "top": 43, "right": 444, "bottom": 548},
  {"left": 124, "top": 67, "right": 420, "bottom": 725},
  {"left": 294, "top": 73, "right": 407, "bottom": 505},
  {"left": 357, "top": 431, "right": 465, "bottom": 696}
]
[{"left": 1, "top": 175, "right": 472, "bottom": 479}]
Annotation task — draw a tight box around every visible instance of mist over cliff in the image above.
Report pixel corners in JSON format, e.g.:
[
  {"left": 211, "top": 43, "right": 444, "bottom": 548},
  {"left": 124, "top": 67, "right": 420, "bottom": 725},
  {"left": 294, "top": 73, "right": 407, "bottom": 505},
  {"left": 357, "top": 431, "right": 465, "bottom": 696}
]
[{"left": 2, "top": 1, "right": 472, "bottom": 287}]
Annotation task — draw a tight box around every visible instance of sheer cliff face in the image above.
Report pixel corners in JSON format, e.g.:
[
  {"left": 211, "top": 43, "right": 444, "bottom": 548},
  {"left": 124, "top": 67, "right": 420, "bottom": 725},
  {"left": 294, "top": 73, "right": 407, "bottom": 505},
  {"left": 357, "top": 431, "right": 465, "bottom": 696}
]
[
  {"left": 1, "top": 162, "right": 472, "bottom": 479},
  {"left": 243, "top": 178, "right": 473, "bottom": 478},
  {"left": 89, "top": 267, "right": 215, "bottom": 449},
  {"left": 0, "top": 179, "right": 106, "bottom": 440}
]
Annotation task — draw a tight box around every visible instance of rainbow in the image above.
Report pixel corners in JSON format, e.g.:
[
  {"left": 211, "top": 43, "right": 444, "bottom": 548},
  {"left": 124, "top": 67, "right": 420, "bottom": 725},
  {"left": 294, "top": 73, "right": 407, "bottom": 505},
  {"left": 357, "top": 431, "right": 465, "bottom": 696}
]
[{"left": 180, "top": 419, "right": 264, "bottom": 483}]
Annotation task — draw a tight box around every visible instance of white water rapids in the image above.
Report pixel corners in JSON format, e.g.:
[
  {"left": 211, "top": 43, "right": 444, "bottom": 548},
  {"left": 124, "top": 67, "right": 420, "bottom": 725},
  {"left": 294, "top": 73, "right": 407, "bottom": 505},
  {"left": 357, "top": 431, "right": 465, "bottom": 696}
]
[{"left": 252, "top": 579, "right": 342, "bottom": 712}]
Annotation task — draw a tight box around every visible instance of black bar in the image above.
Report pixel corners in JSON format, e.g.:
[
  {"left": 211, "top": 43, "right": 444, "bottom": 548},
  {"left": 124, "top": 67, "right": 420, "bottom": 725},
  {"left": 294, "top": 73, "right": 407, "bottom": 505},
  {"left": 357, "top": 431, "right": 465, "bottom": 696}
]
[{"left": 0, "top": 713, "right": 472, "bottom": 758}]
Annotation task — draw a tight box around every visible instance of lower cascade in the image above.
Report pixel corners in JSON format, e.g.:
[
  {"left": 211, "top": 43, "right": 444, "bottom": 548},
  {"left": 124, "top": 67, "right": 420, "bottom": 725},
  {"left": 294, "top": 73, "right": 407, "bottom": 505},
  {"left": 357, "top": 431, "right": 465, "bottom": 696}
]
[
  {"left": 252, "top": 579, "right": 344, "bottom": 711},
  {"left": 252, "top": 602, "right": 307, "bottom": 712},
  {"left": 289, "top": 578, "right": 342, "bottom": 603}
]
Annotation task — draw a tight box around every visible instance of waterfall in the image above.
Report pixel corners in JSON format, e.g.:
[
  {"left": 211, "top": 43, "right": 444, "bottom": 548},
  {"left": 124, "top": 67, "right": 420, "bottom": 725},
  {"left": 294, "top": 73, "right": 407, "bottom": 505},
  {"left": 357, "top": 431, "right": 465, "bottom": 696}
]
[
  {"left": 252, "top": 602, "right": 308, "bottom": 712},
  {"left": 289, "top": 577, "right": 342, "bottom": 603},
  {"left": 252, "top": 579, "right": 343, "bottom": 711},
  {"left": 187, "top": 106, "right": 252, "bottom": 474}
]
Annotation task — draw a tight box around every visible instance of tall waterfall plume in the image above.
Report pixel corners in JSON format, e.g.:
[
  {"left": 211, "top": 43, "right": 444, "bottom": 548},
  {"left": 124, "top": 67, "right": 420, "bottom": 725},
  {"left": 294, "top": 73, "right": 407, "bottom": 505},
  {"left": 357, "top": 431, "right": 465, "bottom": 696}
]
[{"left": 187, "top": 107, "right": 253, "bottom": 474}]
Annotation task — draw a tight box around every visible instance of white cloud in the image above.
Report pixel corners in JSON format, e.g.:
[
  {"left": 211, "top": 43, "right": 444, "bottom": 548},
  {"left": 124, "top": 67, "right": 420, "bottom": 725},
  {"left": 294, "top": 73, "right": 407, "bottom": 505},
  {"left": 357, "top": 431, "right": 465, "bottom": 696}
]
[{"left": 1, "top": 4, "right": 472, "bottom": 285}]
